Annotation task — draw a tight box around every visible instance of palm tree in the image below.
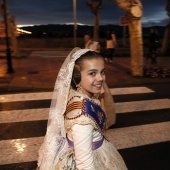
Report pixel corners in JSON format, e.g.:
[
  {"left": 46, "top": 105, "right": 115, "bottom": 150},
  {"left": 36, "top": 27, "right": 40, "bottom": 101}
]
[
  {"left": 110, "top": 0, "right": 143, "bottom": 76},
  {"left": 0, "top": 0, "right": 14, "bottom": 72},
  {"left": 0, "top": 0, "right": 19, "bottom": 58},
  {"left": 86, "top": 0, "right": 102, "bottom": 41},
  {"left": 161, "top": 0, "right": 170, "bottom": 55},
  {"left": 167, "top": 0, "right": 170, "bottom": 16}
]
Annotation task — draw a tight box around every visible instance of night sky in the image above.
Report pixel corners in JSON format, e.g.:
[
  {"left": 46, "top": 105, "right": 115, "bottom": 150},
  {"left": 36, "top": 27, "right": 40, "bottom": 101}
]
[{"left": 5, "top": 0, "right": 169, "bottom": 27}]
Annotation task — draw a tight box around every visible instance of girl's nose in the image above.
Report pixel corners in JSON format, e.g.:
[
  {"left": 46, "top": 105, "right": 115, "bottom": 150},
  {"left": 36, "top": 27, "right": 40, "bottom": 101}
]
[{"left": 97, "top": 73, "right": 105, "bottom": 81}]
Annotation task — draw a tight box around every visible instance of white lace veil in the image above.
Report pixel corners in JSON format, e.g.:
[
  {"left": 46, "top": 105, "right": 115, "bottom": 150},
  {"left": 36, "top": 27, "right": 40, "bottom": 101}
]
[{"left": 37, "top": 48, "right": 92, "bottom": 170}]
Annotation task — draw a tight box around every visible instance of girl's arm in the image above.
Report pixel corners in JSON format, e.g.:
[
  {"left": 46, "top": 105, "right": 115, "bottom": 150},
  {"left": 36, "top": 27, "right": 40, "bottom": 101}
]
[
  {"left": 71, "top": 124, "right": 95, "bottom": 170},
  {"left": 111, "top": 34, "right": 118, "bottom": 47}
]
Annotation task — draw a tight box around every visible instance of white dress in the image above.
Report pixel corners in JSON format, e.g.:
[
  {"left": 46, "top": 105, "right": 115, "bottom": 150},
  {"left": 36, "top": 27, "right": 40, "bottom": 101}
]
[{"left": 55, "top": 89, "right": 128, "bottom": 170}]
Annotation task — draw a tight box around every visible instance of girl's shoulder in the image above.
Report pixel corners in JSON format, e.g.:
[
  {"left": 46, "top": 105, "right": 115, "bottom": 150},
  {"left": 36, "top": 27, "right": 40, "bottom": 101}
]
[
  {"left": 65, "top": 89, "right": 101, "bottom": 121},
  {"left": 68, "top": 88, "right": 100, "bottom": 104},
  {"left": 67, "top": 89, "right": 84, "bottom": 104},
  {"left": 65, "top": 89, "right": 84, "bottom": 120}
]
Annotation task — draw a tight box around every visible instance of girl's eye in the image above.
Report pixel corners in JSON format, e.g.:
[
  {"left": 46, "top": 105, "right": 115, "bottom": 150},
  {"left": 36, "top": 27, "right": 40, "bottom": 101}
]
[
  {"left": 89, "top": 72, "right": 96, "bottom": 76},
  {"left": 101, "top": 70, "right": 105, "bottom": 75}
]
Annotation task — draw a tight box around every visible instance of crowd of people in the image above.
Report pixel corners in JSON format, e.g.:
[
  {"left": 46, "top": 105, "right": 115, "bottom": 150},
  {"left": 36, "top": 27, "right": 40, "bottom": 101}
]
[{"left": 84, "top": 27, "right": 161, "bottom": 65}]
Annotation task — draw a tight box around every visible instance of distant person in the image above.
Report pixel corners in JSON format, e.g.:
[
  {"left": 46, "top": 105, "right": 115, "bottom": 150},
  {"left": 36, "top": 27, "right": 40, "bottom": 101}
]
[
  {"left": 148, "top": 28, "right": 160, "bottom": 64},
  {"left": 84, "top": 31, "right": 92, "bottom": 48},
  {"left": 85, "top": 40, "right": 100, "bottom": 53},
  {"left": 105, "top": 29, "right": 117, "bottom": 63}
]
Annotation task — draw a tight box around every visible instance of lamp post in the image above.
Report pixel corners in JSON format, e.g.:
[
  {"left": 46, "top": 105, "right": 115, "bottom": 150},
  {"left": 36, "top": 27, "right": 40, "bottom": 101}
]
[
  {"left": 73, "top": 0, "right": 77, "bottom": 47},
  {"left": 2, "top": 0, "right": 14, "bottom": 73}
]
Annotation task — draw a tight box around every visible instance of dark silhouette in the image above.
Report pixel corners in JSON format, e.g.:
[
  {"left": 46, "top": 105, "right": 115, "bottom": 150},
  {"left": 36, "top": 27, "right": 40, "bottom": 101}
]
[
  {"left": 105, "top": 29, "right": 117, "bottom": 63},
  {"left": 148, "top": 28, "right": 160, "bottom": 64}
]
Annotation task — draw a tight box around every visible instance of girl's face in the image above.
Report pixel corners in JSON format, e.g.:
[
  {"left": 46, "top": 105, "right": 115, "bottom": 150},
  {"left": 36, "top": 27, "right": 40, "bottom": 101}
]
[{"left": 80, "top": 58, "right": 105, "bottom": 98}]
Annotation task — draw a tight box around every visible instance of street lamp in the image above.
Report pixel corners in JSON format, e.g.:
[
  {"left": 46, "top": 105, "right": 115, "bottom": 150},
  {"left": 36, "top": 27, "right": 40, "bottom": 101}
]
[
  {"left": 2, "top": 0, "right": 14, "bottom": 73},
  {"left": 73, "top": 0, "right": 77, "bottom": 47}
]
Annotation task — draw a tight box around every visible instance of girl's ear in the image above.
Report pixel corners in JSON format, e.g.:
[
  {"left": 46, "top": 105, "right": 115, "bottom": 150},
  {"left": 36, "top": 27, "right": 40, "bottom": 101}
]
[
  {"left": 71, "top": 65, "right": 81, "bottom": 89},
  {"left": 73, "top": 69, "right": 81, "bottom": 84}
]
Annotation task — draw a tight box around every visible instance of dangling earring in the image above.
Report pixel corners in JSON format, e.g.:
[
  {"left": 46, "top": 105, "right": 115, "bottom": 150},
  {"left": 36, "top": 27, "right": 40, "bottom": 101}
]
[
  {"left": 76, "top": 83, "right": 82, "bottom": 90},
  {"left": 72, "top": 65, "right": 81, "bottom": 89},
  {"left": 76, "top": 83, "right": 85, "bottom": 93}
]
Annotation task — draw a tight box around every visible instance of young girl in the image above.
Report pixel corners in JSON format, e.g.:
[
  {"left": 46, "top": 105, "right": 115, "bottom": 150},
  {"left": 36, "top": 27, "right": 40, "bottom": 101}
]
[{"left": 37, "top": 48, "right": 127, "bottom": 170}]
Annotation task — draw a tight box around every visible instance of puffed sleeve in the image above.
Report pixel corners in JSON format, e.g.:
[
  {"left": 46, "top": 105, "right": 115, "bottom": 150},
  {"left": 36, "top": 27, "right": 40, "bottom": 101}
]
[{"left": 71, "top": 124, "right": 95, "bottom": 170}]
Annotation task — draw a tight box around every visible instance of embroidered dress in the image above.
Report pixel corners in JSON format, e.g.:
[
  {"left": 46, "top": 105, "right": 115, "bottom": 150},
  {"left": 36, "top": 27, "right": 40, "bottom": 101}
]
[
  {"left": 37, "top": 48, "right": 127, "bottom": 170},
  {"left": 54, "top": 89, "right": 127, "bottom": 170}
]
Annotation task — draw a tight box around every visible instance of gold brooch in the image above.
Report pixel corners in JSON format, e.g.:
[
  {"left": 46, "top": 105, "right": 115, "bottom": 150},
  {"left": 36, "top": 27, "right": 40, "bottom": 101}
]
[{"left": 91, "top": 105, "right": 95, "bottom": 112}]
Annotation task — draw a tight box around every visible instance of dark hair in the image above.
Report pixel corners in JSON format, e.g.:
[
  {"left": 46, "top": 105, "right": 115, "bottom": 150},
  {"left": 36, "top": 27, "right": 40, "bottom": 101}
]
[
  {"left": 106, "top": 29, "right": 114, "bottom": 40},
  {"left": 106, "top": 30, "right": 112, "bottom": 40},
  {"left": 71, "top": 51, "right": 103, "bottom": 90}
]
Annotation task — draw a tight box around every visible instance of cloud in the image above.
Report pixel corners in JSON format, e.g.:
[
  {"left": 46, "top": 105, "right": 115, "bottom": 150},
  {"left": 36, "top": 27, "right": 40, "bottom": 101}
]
[{"left": 7, "top": 0, "right": 168, "bottom": 27}]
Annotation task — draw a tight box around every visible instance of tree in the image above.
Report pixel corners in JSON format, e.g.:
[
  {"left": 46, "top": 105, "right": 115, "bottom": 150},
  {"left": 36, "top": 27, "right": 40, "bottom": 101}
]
[
  {"left": 110, "top": 0, "right": 143, "bottom": 76},
  {"left": 0, "top": 0, "right": 14, "bottom": 73},
  {"left": 86, "top": 0, "right": 102, "bottom": 41},
  {"left": 0, "top": 0, "right": 19, "bottom": 58},
  {"left": 167, "top": 0, "right": 170, "bottom": 16},
  {"left": 161, "top": 0, "right": 170, "bottom": 55}
]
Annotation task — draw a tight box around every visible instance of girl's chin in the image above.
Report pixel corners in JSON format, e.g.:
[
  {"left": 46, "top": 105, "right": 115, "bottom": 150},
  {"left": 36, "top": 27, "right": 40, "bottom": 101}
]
[
  {"left": 85, "top": 89, "right": 101, "bottom": 97},
  {"left": 93, "top": 90, "right": 101, "bottom": 95},
  {"left": 94, "top": 87, "right": 102, "bottom": 92}
]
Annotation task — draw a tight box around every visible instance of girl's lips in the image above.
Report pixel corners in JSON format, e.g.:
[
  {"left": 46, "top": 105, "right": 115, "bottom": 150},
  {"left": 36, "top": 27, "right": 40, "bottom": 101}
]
[{"left": 93, "top": 84, "right": 102, "bottom": 88}]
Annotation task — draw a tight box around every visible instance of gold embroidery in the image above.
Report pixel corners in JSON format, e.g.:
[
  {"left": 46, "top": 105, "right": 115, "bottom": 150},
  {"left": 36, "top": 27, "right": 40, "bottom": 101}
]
[
  {"left": 91, "top": 105, "right": 95, "bottom": 112},
  {"left": 65, "top": 101, "right": 82, "bottom": 115}
]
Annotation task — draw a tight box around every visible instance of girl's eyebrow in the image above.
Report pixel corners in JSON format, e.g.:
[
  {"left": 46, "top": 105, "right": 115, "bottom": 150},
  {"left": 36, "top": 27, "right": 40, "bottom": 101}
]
[
  {"left": 88, "top": 69, "right": 97, "bottom": 72},
  {"left": 87, "top": 68, "right": 105, "bottom": 72}
]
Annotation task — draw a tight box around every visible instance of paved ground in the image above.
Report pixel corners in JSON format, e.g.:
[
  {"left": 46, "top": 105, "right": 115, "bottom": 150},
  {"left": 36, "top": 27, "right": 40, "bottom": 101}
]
[
  {"left": 0, "top": 48, "right": 170, "bottom": 93},
  {"left": 0, "top": 49, "right": 170, "bottom": 170}
]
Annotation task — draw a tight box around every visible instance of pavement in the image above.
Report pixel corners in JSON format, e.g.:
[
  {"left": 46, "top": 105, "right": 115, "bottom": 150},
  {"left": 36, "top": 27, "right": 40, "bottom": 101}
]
[
  {"left": 0, "top": 48, "right": 170, "bottom": 170},
  {"left": 0, "top": 48, "right": 170, "bottom": 93}
]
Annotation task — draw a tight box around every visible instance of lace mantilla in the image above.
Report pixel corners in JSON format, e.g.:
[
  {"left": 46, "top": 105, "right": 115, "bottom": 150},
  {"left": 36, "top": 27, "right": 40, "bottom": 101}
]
[{"left": 37, "top": 48, "right": 93, "bottom": 170}]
